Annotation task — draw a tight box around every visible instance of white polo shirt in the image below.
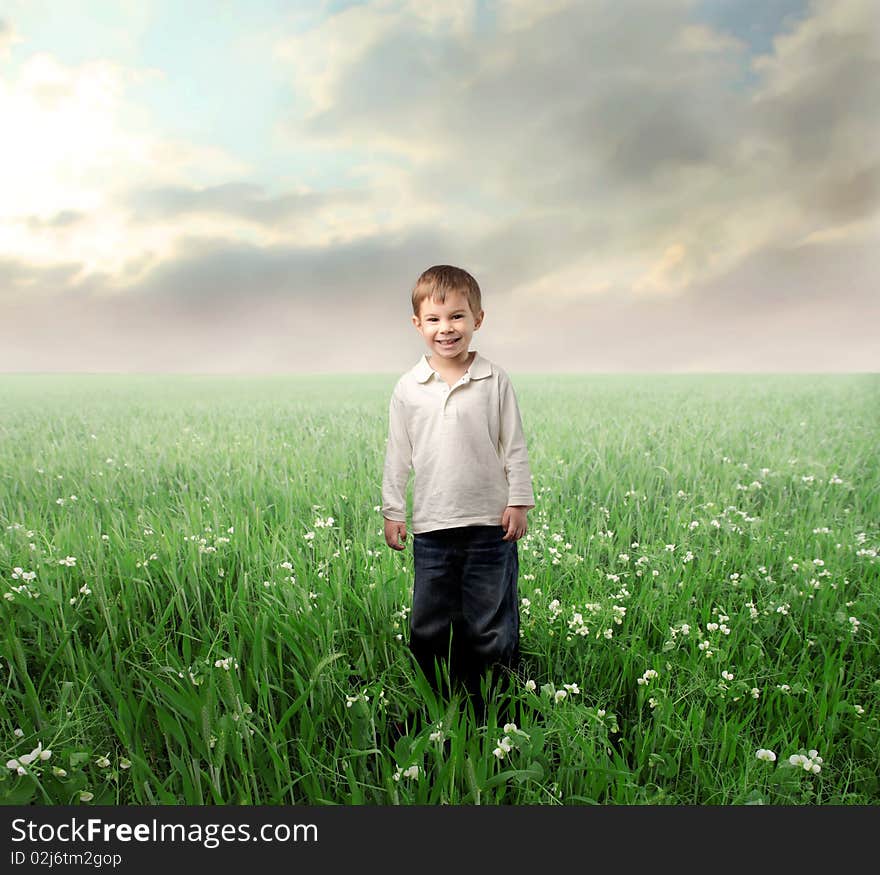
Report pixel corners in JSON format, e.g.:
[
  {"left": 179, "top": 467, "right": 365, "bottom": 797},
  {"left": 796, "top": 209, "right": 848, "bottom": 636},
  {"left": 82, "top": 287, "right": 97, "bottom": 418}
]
[{"left": 381, "top": 350, "right": 536, "bottom": 534}]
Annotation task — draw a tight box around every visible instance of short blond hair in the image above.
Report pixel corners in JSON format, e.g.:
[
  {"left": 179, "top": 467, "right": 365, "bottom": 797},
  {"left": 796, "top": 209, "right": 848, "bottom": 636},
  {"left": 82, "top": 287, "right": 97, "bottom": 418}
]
[{"left": 411, "top": 265, "right": 482, "bottom": 318}]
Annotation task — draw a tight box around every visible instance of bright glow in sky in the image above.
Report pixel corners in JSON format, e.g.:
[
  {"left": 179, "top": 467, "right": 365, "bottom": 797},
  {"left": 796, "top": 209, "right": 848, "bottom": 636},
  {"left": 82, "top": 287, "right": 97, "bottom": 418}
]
[{"left": 1, "top": 0, "right": 878, "bottom": 373}]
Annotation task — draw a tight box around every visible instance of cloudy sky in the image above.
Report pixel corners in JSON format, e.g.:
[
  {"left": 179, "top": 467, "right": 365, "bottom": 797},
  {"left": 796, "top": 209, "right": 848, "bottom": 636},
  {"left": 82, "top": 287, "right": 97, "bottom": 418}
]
[{"left": 1, "top": 0, "right": 878, "bottom": 373}]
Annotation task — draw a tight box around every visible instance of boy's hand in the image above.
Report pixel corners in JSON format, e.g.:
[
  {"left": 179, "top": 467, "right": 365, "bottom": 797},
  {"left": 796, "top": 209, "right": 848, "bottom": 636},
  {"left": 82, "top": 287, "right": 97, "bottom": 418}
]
[
  {"left": 501, "top": 506, "right": 529, "bottom": 542},
  {"left": 384, "top": 518, "right": 408, "bottom": 551}
]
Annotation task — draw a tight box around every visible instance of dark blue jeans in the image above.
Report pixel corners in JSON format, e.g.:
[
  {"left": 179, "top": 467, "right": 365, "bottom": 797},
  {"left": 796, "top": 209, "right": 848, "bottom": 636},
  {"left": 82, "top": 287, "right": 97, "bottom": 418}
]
[{"left": 410, "top": 525, "right": 520, "bottom": 706}]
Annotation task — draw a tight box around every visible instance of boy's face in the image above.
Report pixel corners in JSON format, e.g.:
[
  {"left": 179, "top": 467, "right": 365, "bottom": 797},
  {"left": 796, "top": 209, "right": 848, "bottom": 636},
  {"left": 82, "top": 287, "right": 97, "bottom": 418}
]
[{"left": 412, "top": 290, "right": 484, "bottom": 366}]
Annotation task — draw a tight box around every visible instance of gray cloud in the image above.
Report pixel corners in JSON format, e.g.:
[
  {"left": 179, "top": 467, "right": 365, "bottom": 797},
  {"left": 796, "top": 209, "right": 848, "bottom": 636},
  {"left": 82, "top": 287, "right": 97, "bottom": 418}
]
[
  {"left": 2, "top": 225, "right": 877, "bottom": 373},
  {"left": 24, "top": 210, "right": 86, "bottom": 230},
  {"left": 2, "top": 0, "right": 878, "bottom": 373},
  {"left": 291, "top": 0, "right": 878, "bottom": 266},
  {"left": 0, "top": 257, "right": 82, "bottom": 300},
  {"left": 127, "top": 182, "right": 369, "bottom": 226},
  {"left": 748, "top": 28, "right": 880, "bottom": 167},
  {"left": 123, "top": 225, "right": 455, "bottom": 311}
]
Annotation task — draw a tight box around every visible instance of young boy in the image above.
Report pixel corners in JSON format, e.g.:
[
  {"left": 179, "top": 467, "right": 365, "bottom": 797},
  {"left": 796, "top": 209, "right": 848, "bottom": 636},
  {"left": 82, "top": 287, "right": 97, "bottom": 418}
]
[{"left": 381, "top": 265, "right": 535, "bottom": 716}]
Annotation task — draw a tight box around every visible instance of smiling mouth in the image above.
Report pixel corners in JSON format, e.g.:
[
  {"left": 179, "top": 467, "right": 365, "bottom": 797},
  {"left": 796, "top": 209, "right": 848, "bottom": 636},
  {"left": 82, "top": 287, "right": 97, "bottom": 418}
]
[{"left": 438, "top": 338, "right": 459, "bottom": 345}]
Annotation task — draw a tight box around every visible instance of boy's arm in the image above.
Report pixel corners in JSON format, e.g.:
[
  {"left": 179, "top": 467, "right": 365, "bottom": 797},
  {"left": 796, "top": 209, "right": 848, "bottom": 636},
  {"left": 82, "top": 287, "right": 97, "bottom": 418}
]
[
  {"left": 381, "top": 389, "right": 412, "bottom": 523},
  {"left": 498, "top": 372, "right": 535, "bottom": 510}
]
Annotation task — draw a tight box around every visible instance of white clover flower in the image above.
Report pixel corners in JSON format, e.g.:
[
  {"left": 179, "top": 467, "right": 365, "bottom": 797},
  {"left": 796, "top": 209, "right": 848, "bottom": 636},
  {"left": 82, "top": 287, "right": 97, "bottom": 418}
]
[
  {"left": 563, "top": 683, "right": 580, "bottom": 695},
  {"left": 79, "top": 791, "right": 94, "bottom": 802},
  {"left": 96, "top": 756, "right": 110, "bottom": 768},
  {"left": 524, "top": 679, "right": 536, "bottom": 692},
  {"left": 503, "top": 723, "right": 518, "bottom": 734},
  {"left": 13, "top": 728, "right": 24, "bottom": 738},
  {"left": 401, "top": 765, "right": 420, "bottom": 779},
  {"left": 854, "top": 704, "right": 865, "bottom": 716},
  {"left": 637, "top": 669, "right": 658, "bottom": 686},
  {"left": 119, "top": 758, "right": 131, "bottom": 769},
  {"left": 756, "top": 749, "right": 777, "bottom": 762},
  {"left": 597, "top": 709, "right": 606, "bottom": 718},
  {"left": 52, "top": 766, "right": 68, "bottom": 777},
  {"left": 492, "top": 746, "right": 506, "bottom": 759},
  {"left": 648, "top": 697, "right": 658, "bottom": 709},
  {"left": 721, "top": 670, "right": 734, "bottom": 681},
  {"left": 19, "top": 744, "right": 43, "bottom": 765},
  {"left": 554, "top": 689, "right": 567, "bottom": 702},
  {"left": 665, "top": 544, "right": 675, "bottom": 552},
  {"left": 751, "top": 688, "right": 760, "bottom": 699},
  {"left": 213, "top": 657, "right": 238, "bottom": 671},
  {"left": 429, "top": 730, "right": 444, "bottom": 743}
]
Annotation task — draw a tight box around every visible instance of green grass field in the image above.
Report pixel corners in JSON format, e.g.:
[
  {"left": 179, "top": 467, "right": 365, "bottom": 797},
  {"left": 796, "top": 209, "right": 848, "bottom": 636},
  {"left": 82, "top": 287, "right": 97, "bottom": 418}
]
[{"left": 1, "top": 373, "right": 877, "bottom": 805}]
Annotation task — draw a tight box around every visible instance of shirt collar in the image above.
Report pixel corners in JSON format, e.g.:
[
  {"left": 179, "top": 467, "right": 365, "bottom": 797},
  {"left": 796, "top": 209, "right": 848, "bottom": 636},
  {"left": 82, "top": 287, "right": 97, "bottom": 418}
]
[{"left": 412, "top": 350, "right": 493, "bottom": 383}]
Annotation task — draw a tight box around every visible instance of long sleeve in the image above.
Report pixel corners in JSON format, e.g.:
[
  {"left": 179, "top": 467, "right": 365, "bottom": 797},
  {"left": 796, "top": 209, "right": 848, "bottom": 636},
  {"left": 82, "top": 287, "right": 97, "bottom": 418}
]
[
  {"left": 498, "top": 373, "right": 535, "bottom": 508},
  {"left": 381, "top": 389, "right": 412, "bottom": 521}
]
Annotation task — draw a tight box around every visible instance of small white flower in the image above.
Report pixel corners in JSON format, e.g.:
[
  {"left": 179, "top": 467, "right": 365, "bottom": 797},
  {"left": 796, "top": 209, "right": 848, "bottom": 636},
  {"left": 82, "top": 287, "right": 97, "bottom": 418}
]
[
  {"left": 19, "top": 744, "right": 42, "bottom": 765},
  {"left": 524, "top": 679, "right": 536, "bottom": 692},
  {"left": 554, "top": 689, "right": 567, "bottom": 702},
  {"left": 756, "top": 749, "right": 777, "bottom": 762},
  {"left": 721, "top": 670, "right": 734, "bottom": 681},
  {"left": 13, "top": 728, "right": 24, "bottom": 738},
  {"left": 79, "top": 791, "right": 94, "bottom": 802},
  {"left": 96, "top": 756, "right": 110, "bottom": 768}
]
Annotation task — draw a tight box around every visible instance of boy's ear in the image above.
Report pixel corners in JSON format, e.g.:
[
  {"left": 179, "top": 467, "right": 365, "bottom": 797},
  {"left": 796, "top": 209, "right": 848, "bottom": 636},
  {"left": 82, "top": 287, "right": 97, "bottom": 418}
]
[
  {"left": 474, "top": 309, "right": 484, "bottom": 329},
  {"left": 411, "top": 314, "right": 421, "bottom": 329}
]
